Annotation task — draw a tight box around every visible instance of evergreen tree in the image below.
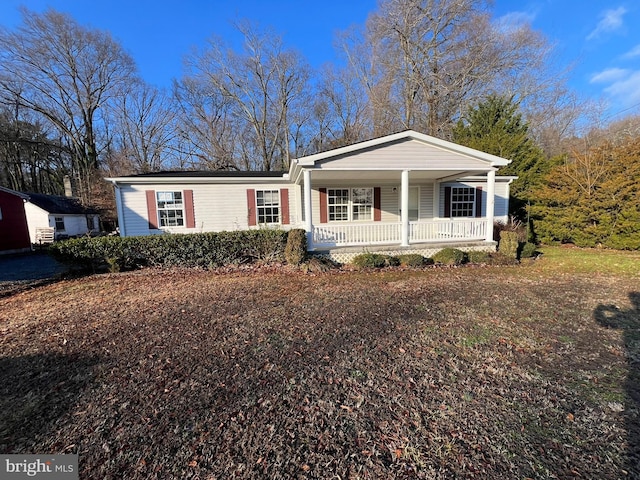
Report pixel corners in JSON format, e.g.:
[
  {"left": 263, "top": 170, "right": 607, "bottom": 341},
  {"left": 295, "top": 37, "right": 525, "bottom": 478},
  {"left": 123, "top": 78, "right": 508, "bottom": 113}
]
[
  {"left": 530, "top": 139, "right": 640, "bottom": 249},
  {"left": 452, "top": 94, "right": 548, "bottom": 219}
]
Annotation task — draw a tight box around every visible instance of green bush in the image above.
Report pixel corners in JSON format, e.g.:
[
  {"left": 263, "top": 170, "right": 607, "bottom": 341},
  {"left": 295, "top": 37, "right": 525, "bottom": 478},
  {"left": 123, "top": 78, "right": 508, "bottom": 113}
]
[
  {"left": 519, "top": 242, "right": 538, "bottom": 259},
  {"left": 397, "top": 253, "right": 425, "bottom": 267},
  {"left": 284, "top": 229, "right": 307, "bottom": 266},
  {"left": 385, "top": 255, "right": 400, "bottom": 267},
  {"left": 431, "top": 248, "right": 466, "bottom": 265},
  {"left": 351, "top": 253, "right": 388, "bottom": 268},
  {"left": 498, "top": 231, "right": 519, "bottom": 258},
  {"left": 467, "top": 250, "right": 491, "bottom": 264},
  {"left": 50, "top": 230, "right": 289, "bottom": 272}
]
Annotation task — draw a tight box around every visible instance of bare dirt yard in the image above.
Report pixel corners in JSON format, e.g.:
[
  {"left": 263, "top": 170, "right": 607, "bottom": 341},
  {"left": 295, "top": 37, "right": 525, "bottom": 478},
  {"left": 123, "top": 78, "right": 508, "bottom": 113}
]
[{"left": 1, "top": 249, "right": 639, "bottom": 479}]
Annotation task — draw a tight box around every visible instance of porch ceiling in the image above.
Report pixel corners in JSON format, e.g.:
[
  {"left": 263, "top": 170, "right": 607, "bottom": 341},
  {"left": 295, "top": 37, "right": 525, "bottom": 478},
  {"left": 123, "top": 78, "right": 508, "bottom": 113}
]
[{"left": 304, "top": 169, "right": 489, "bottom": 182}]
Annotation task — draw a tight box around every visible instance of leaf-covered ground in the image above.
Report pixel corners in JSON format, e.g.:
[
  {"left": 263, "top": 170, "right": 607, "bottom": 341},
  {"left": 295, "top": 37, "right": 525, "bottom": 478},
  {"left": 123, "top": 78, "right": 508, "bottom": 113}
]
[{"left": 1, "top": 258, "right": 639, "bottom": 479}]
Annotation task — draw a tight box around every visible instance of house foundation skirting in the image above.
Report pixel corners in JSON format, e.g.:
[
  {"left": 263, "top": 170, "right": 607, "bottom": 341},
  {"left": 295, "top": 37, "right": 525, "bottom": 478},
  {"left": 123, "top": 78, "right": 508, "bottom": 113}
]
[{"left": 310, "top": 241, "right": 497, "bottom": 264}]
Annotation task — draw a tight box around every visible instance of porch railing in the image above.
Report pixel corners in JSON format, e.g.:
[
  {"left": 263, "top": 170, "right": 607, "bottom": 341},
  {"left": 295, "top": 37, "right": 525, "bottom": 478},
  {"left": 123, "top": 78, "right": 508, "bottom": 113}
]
[
  {"left": 410, "top": 218, "right": 487, "bottom": 243},
  {"left": 313, "top": 222, "right": 401, "bottom": 246},
  {"left": 312, "top": 218, "right": 487, "bottom": 248}
]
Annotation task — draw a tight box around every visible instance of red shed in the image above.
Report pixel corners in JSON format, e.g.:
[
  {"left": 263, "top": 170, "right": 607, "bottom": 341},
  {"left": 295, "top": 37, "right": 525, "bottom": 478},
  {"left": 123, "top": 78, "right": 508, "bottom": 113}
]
[{"left": 0, "top": 186, "right": 31, "bottom": 254}]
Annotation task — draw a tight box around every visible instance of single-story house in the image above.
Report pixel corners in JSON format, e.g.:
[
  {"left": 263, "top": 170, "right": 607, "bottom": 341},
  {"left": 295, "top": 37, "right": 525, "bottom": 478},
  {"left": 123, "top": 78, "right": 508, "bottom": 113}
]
[
  {"left": 106, "top": 130, "right": 516, "bottom": 261},
  {"left": 0, "top": 186, "right": 31, "bottom": 254},
  {"left": 24, "top": 193, "right": 100, "bottom": 243}
]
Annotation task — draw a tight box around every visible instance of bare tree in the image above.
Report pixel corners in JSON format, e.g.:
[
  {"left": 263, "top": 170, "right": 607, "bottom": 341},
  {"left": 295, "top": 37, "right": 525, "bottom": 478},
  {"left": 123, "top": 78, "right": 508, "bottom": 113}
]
[
  {"left": 111, "top": 82, "right": 177, "bottom": 173},
  {"left": 314, "top": 64, "right": 371, "bottom": 149},
  {"left": 0, "top": 8, "right": 136, "bottom": 203},
  {"left": 340, "top": 0, "right": 560, "bottom": 139},
  {"left": 182, "top": 21, "right": 311, "bottom": 171},
  {"left": 173, "top": 76, "right": 240, "bottom": 170}
]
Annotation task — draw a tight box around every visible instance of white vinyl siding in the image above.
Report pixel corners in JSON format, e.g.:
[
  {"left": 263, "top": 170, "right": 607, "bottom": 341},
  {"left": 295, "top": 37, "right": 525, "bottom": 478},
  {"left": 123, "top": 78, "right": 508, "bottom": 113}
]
[
  {"left": 439, "top": 180, "right": 511, "bottom": 223},
  {"left": 313, "top": 183, "right": 437, "bottom": 224},
  {"left": 315, "top": 138, "right": 491, "bottom": 170},
  {"left": 119, "top": 183, "right": 296, "bottom": 237}
]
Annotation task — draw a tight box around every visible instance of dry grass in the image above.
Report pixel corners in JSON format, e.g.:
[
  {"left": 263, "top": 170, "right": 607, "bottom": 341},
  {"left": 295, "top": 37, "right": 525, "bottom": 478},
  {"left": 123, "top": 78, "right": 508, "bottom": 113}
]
[{"left": 1, "top": 251, "right": 639, "bottom": 479}]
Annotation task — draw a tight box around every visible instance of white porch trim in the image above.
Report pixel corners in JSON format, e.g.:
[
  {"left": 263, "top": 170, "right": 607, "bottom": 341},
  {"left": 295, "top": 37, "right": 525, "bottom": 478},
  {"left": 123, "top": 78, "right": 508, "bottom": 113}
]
[
  {"left": 311, "top": 218, "right": 488, "bottom": 248},
  {"left": 485, "top": 169, "right": 495, "bottom": 242},
  {"left": 400, "top": 169, "right": 409, "bottom": 247},
  {"left": 303, "top": 169, "right": 313, "bottom": 249}
]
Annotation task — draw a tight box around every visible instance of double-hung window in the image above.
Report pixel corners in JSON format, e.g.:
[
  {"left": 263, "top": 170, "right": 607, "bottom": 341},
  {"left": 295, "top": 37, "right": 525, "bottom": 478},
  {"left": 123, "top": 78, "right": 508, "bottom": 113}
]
[
  {"left": 256, "top": 190, "right": 280, "bottom": 224},
  {"left": 327, "top": 189, "right": 350, "bottom": 221},
  {"left": 450, "top": 187, "right": 476, "bottom": 217},
  {"left": 55, "top": 216, "right": 65, "bottom": 231},
  {"left": 327, "top": 187, "right": 373, "bottom": 222},
  {"left": 157, "top": 191, "right": 184, "bottom": 227}
]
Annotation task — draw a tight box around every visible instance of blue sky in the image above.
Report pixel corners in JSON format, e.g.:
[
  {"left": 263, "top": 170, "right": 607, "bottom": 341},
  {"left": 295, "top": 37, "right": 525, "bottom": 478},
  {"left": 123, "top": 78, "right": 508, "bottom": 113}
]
[{"left": 1, "top": 1, "right": 639, "bottom": 122}]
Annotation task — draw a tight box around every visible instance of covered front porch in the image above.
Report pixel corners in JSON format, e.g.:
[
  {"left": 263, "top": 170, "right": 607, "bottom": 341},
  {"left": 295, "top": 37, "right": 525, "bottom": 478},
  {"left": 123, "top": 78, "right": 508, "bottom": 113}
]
[
  {"left": 297, "top": 168, "right": 499, "bottom": 251},
  {"left": 288, "top": 130, "right": 512, "bottom": 252}
]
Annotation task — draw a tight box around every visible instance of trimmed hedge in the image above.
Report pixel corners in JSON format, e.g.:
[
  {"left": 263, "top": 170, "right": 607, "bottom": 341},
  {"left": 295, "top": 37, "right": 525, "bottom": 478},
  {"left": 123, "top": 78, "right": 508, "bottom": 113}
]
[
  {"left": 397, "top": 253, "right": 426, "bottom": 267},
  {"left": 351, "top": 253, "right": 400, "bottom": 269},
  {"left": 431, "top": 247, "right": 466, "bottom": 266},
  {"left": 284, "top": 229, "right": 307, "bottom": 266},
  {"left": 50, "top": 230, "right": 290, "bottom": 271},
  {"left": 498, "top": 231, "right": 519, "bottom": 258},
  {"left": 467, "top": 250, "right": 491, "bottom": 264}
]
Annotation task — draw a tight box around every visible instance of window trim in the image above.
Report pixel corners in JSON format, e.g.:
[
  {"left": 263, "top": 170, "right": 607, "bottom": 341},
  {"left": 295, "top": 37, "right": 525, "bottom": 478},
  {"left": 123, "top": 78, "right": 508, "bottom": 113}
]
[
  {"left": 326, "top": 187, "right": 374, "bottom": 222},
  {"left": 156, "top": 191, "right": 185, "bottom": 227},
  {"left": 255, "top": 189, "right": 281, "bottom": 225},
  {"left": 449, "top": 186, "right": 476, "bottom": 218}
]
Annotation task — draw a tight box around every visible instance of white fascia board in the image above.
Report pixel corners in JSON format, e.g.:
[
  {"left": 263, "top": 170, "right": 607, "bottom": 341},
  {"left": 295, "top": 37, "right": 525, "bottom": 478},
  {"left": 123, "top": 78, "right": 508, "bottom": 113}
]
[
  {"left": 105, "top": 175, "right": 290, "bottom": 186},
  {"left": 293, "top": 130, "right": 512, "bottom": 167},
  {"left": 459, "top": 175, "right": 518, "bottom": 182}
]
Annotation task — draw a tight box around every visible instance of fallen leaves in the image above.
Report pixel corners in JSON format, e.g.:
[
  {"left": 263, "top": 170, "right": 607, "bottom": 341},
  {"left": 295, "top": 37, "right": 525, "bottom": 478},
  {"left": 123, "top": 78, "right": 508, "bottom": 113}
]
[{"left": 0, "top": 268, "right": 636, "bottom": 479}]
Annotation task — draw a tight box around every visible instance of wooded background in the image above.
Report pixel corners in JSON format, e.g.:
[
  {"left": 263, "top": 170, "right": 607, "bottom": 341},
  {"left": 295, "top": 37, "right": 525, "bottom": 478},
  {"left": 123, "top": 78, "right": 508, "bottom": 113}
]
[{"left": 1, "top": 1, "right": 638, "bottom": 248}]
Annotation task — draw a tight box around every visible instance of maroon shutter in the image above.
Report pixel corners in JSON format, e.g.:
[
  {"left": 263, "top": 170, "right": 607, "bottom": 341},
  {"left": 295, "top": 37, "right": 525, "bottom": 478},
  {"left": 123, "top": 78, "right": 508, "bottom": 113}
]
[
  {"left": 475, "top": 186, "right": 483, "bottom": 218},
  {"left": 444, "top": 186, "right": 451, "bottom": 217},
  {"left": 280, "top": 188, "right": 290, "bottom": 225},
  {"left": 319, "top": 188, "right": 327, "bottom": 223},
  {"left": 247, "top": 189, "right": 257, "bottom": 226},
  {"left": 184, "top": 189, "right": 195, "bottom": 228},
  {"left": 145, "top": 190, "right": 158, "bottom": 229},
  {"left": 373, "top": 187, "right": 381, "bottom": 221}
]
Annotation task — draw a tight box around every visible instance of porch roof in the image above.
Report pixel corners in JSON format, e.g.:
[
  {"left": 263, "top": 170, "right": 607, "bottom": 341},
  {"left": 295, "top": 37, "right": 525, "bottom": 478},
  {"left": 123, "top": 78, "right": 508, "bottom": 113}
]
[{"left": 292, "top": 130, "right": 511, "bottom": 171}]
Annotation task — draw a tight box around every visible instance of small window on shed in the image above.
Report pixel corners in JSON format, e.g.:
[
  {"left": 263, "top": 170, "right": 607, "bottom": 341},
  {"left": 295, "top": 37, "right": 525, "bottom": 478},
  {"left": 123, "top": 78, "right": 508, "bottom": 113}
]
[{"left": 55, "top": 216, "right": 65, "bottom": 231}]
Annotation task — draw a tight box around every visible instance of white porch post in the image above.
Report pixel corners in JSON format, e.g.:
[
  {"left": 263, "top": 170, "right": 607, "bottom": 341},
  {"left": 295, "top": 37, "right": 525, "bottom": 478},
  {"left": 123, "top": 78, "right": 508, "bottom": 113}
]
[
  {"left": 303, "top": 169, "right": 313, "bottom": 249},
  {"left": 433, "top": 180, "right": 440, "bottom": 219},
  {"left": 401, "top": 169, "right": 410, "bottom": 246},
  {"left": 485, "top": 169, "right": 496, "bottom": 242}
]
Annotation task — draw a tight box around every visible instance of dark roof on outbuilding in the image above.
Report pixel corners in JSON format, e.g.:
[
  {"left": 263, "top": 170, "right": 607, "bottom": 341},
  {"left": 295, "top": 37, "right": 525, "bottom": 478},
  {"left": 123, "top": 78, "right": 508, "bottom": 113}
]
[
  {"left": 26, "top": 193, "right": 99, "bottom": 215},
  {"left": 129, "top": 170, "right": 287, "bottom": 178}
]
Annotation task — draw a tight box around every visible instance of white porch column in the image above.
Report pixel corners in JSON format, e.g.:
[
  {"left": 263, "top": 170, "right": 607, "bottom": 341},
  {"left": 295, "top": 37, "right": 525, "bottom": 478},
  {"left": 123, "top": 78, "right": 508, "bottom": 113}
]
[
  {"left": 433, "top": 180, "right": 440, "bottom": 219},
  {"left": 303, "top": 169, "right": 313, "bottom": 249},
  {"left": 401, "top": 169, "right": 410, "bottom": 246},
  {"left": 485, "top": 169, "right": 496, "bottom": 242}
]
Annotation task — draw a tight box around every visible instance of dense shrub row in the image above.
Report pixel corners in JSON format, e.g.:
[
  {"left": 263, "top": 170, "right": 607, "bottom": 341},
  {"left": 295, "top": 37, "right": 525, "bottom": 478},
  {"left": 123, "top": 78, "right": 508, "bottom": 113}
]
[
  {"left": 50, "top": 229, "right": 306, "bottom": 272},
  {"left": 51, "top": 227, "right": 539, "bottom": 274},
  {"left": 349, "top": 244, "right": 537, "bottom": 269}
]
